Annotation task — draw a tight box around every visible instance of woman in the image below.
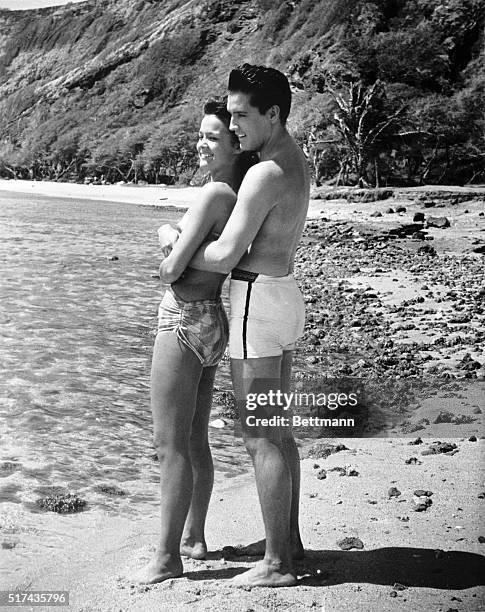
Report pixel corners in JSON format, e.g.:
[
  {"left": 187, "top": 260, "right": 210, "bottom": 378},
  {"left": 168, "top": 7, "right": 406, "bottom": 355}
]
[{"left": 133, "top": 99, "right": 253, "bottom": 584}]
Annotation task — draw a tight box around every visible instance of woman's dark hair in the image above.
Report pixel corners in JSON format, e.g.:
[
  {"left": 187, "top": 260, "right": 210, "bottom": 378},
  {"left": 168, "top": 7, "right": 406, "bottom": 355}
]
[
  {"left": 203, "top": 96, "right": 258, "bottom": 175},
  {"left": 228, "top": 63, "right": 291, "bottom": 125},
  {"left": 203, "top": 97, "right": 239, "bottom": 145}
]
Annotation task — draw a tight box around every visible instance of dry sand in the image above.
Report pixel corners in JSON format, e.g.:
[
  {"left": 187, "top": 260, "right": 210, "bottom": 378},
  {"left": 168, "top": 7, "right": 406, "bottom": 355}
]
[
  {"left": 0, "top": 179, "right": 193, "bottom": 209},
  {"left": 1, "top": 179, "right": 484, "bottom": 611}
]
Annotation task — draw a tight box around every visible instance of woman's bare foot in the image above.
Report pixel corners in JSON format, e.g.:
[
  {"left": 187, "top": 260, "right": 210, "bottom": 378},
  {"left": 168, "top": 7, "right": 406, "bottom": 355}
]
[
  {"left": 231, "top": 560, "right": 296, "bottom": 587},
  {"left": 130, "top": 552, "right": 183, "bottom": 584},
  {"left": 180, "top": 538, "right": 207, "bottom": 559}
]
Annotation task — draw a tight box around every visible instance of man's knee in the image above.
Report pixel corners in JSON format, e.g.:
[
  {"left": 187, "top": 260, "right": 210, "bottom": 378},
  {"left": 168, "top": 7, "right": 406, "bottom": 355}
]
[
  {"left": 189, "top": 433, "right": 210, "bottom": 460},
  {"left": 243, "top": 435, "right": 281, "bottom": 458}
]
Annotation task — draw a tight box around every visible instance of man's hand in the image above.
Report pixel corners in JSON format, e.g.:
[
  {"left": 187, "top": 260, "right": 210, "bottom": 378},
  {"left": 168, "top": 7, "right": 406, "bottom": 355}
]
[{"left": 158, "top": 224, "right": 180, "bottom": 258}]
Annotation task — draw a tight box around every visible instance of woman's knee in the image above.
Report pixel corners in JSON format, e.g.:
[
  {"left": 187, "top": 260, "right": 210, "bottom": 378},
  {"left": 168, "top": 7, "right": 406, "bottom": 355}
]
[{"left": 153, "top": 429, "right": 190, "bottom": 459}]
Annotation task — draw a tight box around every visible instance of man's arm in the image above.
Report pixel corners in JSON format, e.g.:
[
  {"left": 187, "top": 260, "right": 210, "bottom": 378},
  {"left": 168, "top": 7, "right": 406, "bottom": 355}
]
[
  {"left": 158, "top": 184, "right": 231, "bottom": 284},
  {"left": 189, "top": 163, "right": 278, "bottom": 274}
]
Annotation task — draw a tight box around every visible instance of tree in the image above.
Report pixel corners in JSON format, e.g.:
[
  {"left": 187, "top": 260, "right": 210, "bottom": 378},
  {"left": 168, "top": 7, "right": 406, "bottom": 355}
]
[{"left": 325, "top": 77, "right": 405, "bottom": 186}]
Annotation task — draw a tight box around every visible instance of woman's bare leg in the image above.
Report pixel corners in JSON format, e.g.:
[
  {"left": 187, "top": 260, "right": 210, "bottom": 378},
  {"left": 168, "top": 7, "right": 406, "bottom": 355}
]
[
  {"left": 132, "top": 331, "right": 202, "bottom": 584},
  {"left": 181, "top": 364, "right": 217, "bottom": 559}
]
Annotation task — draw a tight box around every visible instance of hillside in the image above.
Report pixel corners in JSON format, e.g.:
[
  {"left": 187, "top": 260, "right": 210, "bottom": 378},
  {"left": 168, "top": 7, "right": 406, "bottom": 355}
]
[{"left": 0, "top": 0, "right": 483, "bottom": 186}]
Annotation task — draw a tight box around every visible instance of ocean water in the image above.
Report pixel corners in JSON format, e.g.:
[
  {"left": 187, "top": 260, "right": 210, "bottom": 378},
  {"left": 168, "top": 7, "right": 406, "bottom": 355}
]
[{"left": 0, "top": 190, "right": 251, "bottom": 524}]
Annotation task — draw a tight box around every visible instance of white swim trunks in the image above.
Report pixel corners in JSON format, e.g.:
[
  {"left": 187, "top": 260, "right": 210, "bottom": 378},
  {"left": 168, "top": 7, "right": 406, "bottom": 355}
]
[{"left": 229, "top": 268, "right": 305, "bottom": 359}]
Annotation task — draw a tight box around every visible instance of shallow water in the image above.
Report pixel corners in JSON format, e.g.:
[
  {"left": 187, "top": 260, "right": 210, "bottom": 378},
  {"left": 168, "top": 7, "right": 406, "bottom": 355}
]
[{"left": 0, "top": 191, "right": 251, "bottom": 524}]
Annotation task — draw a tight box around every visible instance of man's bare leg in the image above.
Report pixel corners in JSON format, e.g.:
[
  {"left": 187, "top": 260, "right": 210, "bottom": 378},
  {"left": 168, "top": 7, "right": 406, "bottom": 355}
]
[
  {"left": 131, "top": 332, "right": 202, "bottom": 584},
  {"left": 180, "top": 365, "right": 217, "bottom": 559},
  {"left": 232, "top": 350, "right": 304, "bottom": 561},
  {"left": 230, "top": 356, "right": 296, "bottom": 587},
  {"left": 280, "top": 350, "right": 304, "bottom": 559}
]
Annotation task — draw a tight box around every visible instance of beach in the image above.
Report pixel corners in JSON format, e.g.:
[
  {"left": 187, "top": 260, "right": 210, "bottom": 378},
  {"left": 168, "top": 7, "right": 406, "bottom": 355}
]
[
  {"left": 2, "top": 440, "right": 484, "bottom": 611},
  {"left": 0, "top": 179, "right": 484, "bottom": 611}
]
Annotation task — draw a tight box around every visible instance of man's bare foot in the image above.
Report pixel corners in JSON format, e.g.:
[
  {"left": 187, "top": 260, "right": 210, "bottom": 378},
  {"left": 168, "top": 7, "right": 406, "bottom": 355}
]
[
  {"left": 235, "top": 537, "right": 304, "bottom": 560},
  {"left": 231, "top": 560, "right": 296, "bottom": 587},
  {"left": 180, "top": 538, "right": 207, "bottom": 560},
  {"left": 130, "top": 553, "right": 183, "bottom": 584}
]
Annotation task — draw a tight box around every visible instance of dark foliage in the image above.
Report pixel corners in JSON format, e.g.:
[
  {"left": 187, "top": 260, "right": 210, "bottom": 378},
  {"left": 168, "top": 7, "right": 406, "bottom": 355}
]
[{"left": 0, "top": 0, "right": 483, "bottom": 186}]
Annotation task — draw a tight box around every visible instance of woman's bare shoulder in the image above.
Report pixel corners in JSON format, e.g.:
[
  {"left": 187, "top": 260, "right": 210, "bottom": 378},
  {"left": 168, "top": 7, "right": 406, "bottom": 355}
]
[{"left": 201, "top": 181, "right": 237, "bottom": 204}]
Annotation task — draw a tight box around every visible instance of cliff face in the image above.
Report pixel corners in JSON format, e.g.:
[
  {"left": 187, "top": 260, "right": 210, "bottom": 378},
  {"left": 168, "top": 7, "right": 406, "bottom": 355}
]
[
  {"left": 0, "top": 0, "right": 483, "bottom": 185},
  {"left": 0, "top": 1, "right": 201, "bottom": 112}
]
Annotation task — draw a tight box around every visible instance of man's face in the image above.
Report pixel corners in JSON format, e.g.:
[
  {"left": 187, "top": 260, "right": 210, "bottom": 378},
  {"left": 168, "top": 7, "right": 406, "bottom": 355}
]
[{"left": 227, "top": 91, "right": 270, "bottom": 152}]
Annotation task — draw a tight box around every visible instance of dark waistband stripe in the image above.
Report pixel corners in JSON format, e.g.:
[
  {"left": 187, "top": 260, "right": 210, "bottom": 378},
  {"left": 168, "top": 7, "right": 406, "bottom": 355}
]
[{"left": 231, "top": 268, "right": 259, "bottom": 282}]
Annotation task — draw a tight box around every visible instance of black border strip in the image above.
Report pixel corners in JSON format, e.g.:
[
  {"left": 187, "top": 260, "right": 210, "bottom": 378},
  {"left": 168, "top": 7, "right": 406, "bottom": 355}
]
[{"left": 242, "top": 281, "right": 254, "bottom": 359}]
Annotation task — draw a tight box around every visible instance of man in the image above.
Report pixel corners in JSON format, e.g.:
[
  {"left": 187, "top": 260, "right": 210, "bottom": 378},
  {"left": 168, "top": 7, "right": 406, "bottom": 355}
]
[{"left": 190, "top": 63, "right": 310, "bottom": 587}]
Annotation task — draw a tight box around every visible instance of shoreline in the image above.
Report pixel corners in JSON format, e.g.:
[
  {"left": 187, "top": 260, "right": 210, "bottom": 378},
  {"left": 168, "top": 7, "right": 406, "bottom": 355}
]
[
  {"left": 0, "top": 178, "right": 194, "bottom": 210},
  {"left": 1, "top": 178, "right": 484, "bottom": 223}
]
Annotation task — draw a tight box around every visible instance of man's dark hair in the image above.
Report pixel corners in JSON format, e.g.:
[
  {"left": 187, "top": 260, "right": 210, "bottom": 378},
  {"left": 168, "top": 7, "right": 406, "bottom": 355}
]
[
  {"left": 228, "top": 63, "right": 291, "bottom": 125},
  {"left": 203, "top": 97, "right": 239, "bottom": 145}
]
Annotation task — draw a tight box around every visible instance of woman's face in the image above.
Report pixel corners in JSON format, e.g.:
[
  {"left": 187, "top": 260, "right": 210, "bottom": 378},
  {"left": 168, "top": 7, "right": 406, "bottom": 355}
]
[{"left": 197, "top": 114, "right": 239, "bottom": 173}]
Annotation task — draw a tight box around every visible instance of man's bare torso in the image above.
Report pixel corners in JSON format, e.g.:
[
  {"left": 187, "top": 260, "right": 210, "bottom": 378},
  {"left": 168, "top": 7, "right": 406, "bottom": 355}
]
[{"left": 237, "top": 137, "right": 310, "bottom": 276}]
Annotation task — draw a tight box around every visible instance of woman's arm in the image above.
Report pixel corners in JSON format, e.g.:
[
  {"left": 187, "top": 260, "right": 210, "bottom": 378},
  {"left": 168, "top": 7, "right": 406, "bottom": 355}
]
[{"left": 159, "top": 184, "right": 234, "bottom": 284}]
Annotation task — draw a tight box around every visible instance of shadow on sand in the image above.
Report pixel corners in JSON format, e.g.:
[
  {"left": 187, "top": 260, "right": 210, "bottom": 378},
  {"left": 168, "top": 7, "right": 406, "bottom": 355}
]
[{"left": 186, "top": 544, "right": 485, "bottom": 589}]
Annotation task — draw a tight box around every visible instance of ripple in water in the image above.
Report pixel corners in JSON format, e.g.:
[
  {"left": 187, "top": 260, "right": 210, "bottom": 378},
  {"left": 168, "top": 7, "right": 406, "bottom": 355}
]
[{"left": 0, "top": 192, "right": 250, "bottom": 525}]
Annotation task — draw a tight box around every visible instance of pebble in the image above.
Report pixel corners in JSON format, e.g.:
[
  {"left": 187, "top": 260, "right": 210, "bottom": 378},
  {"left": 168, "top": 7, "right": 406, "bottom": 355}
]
[
  {"left": 433, "top": 411, "right": 454, "bottom": 424},
  {"left": 426, "top": 216, "right": 450, "bottom": 229},
  {"left": 329, "top": 467, "right": 346, "bottom": 476},
  {"left": 388, "top": 487, "right": 401, "bottom": 498},
  {"left": 36, "top": 493, "right": 87, "bottom": 513},
  {"left": 303, "top": 442, "right": 349, "bottom": 460},
  {"left": 337, "top": 537, "right": 364, "bottom": 550},
  {"left": 93, "top": 484, "right": 126, "bottom": 496},
  {"left": 346, "top": 467, "right": 359, "bottom": 477},
  {"left": 408, "top": 437, "right": 423, "bottom": 445},
  {"left": 405, "top": 457, "right": 422, "bottom": 465},
  {"left": 209, "top": 418, "right": 226, "bottom": 428},
  {"left": 411, "top": 496, "right": 433, "bottom": 512},
  {"left": 421, "top": 442, "right": 458, "bottom": 455},
  {"left": 417, "top": 244, "right": 437, "bottom": 256}
]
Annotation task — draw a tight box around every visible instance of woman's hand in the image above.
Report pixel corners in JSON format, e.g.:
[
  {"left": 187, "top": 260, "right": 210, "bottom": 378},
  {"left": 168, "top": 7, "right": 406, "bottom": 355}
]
[{"left": 158, "top": 224, "right": 180, "bottom": 258}]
